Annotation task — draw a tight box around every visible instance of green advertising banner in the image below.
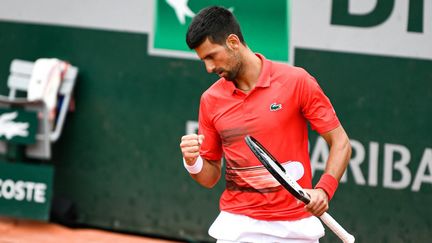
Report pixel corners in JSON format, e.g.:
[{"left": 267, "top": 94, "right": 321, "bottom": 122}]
[
  {"left": 0, "top": 160, "right": 54, "bottom": 221},
  {"left": 0, "top": 108, "right": 37, "bottom": 144},
  {"left": 151, "top": 0, "right": 290, "bottom": 62}
]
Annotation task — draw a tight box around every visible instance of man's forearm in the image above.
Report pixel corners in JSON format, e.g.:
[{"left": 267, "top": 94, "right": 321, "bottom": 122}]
[
  {"left": 321, "top": 126, "right": 352, "bottom": 180},
  {"left": 190, "top": 158, "right": 222, "bottom": 188},
  {"left": 315, "top": 126, "right": 352, "bottom": 200},
  {"left": 325, "top": 135, "right": 352, "bottom": 180}
]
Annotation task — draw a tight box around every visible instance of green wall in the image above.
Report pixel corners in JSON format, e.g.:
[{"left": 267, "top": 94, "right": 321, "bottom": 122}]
[
  {"left": 0, "top": 21, "right": 223, "bottom": 242},
  {"left": 295, "top": 49, "right": 432, "bottom": 243},
  {"left": 0, "top": 20, "right": 431, "bottom": 242}
]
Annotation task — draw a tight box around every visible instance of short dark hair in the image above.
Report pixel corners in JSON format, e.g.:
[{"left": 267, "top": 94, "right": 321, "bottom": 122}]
[{"left": 186, "top": 6, "right": 245, "bottom": 49}]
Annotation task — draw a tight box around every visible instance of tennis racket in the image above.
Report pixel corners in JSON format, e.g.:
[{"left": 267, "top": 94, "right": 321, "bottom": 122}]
[{"left": 245, "top": 135, "right": 355, "bottom": 243}]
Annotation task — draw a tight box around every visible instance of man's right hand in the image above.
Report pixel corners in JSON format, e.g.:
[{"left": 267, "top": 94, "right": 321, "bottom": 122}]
[{"left": 180, "top": 134, "right": 204, "bottom": 165}]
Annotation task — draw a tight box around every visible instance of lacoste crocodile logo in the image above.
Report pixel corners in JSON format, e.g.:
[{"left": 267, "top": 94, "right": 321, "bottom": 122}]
[
  {"left": 166, "top": 0, "right": 195, "bottom": 25},
  {"left": 166, "top": 0, "right": 235, "bottom": 25},
  {"left": 0, "top": 112, "right": 29, "bottom": 139},
  {"left": 270, "top": 103, "right": 282, "bottom": 111}
]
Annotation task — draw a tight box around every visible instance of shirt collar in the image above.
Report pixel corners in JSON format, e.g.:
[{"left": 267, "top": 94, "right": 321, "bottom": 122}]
[
  {"left": 223, "top": 53, "right": 272, "bottom": 94},
  {"left": 254, "top": 53, "right": 271, "bottom": 88}
]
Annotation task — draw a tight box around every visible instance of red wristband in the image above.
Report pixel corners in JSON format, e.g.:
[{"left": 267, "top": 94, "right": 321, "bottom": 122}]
[{"left": 315, "top": 173, "right": 339, "bottom": 200}]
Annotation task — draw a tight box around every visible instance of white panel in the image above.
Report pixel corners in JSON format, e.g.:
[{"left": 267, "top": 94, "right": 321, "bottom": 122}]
[
  {"left": 292, "top": 0, "right": 432, "bottom": 60},
  {"left": 0, "top": 0, "right": 154, "bottom": 33}
]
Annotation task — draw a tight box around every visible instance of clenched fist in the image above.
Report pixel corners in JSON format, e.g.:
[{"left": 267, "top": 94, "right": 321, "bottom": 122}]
[{"left": 180, "top": 134, "right": 204, "bottom": 165}]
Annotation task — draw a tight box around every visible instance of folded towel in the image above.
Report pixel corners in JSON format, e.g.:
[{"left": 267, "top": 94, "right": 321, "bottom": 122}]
[{"left": 27, "top": 58, "right": 69, "bottom": 120}]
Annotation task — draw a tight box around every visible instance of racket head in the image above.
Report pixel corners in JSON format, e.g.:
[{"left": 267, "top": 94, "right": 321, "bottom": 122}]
[{"left": 245, "top": 135, "right": 310, "bottom": 204}]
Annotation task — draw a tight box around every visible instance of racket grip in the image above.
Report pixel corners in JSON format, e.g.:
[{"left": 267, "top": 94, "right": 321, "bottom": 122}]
[{"left": 320, "top": 212, "right": 355, "bottom": 243}]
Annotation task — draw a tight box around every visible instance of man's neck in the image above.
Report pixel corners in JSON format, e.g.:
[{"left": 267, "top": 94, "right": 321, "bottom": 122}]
[{"left": 235, "top": 51, "right": 262, "bottom": 92}]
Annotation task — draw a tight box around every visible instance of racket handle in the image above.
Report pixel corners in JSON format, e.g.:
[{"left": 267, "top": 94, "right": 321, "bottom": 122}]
[{"left": 320, "top": 212, "right": 355, "bottom": 243}]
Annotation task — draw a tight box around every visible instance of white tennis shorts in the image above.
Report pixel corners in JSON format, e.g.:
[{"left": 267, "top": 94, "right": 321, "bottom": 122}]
[{"left": 208, "top": 211, "right": 325, "bottom": 243}]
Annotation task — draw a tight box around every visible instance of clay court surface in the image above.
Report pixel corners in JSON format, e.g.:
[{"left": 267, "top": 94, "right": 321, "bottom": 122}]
[{"left": 0, "top": 217, "right": 182, "bottom": 243}]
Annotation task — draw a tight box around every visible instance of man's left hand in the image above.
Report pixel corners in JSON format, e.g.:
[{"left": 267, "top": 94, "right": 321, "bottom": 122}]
[{"left": 302, "top": 188, "right": 329, "bottom": 216}]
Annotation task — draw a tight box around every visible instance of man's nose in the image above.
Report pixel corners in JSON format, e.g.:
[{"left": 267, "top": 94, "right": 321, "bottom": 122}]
[{"left": 204, "top": 61, "right": 215, "bottom": 74}]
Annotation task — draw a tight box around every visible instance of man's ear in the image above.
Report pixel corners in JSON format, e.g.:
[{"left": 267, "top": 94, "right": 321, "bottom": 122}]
[{"left": 226, "top": 34, "right": 240, "bottom": 50}]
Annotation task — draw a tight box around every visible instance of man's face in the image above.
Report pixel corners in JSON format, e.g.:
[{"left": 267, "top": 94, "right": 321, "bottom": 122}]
[{"left": 194, "top": 38, "right": 242, "bottom": 82}]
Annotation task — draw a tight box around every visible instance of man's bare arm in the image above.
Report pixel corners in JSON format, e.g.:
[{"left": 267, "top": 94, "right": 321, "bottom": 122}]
[
  {"left": 190, "top": 158, "right": 222, "bottom": 188},
  {"left": 305, "top": 125, "right": 351, "bottom": 216},
  {"left": 320, "top": 125, "right": 352, "bottom": 181},
  {"left": 180, "top": 134, "right": 222, "bottom": 188}
]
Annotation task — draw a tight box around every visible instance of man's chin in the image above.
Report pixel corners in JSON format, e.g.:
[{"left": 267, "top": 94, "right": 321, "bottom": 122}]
[
  {"left": 223, "top": 74, "right": 236, "bottom": 82},
  {"left": 215, "top": 71, "right": 235, "bottom": 81},
  {"left": 222, "top": 77, "right": 234, "bottom": 82}
]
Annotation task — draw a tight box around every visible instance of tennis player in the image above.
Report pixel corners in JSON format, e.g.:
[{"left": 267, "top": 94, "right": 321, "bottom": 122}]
[{"left": 180, "top": 6, "right": 352, "bottom": 243}]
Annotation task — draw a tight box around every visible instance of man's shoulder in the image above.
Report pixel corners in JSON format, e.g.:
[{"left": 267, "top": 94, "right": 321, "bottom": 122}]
[
  {"left": 271, "top": 61, "right": 310, "bottom": 79},
  {"left": 201, "top": 78, "right": 225, "bottom": 100},
  {"left": 268, "top": 61, "right": 312, "bottom": 89}
]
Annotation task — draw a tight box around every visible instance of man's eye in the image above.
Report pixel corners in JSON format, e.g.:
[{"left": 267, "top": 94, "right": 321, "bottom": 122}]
[{"left": 205, "top": 54, "right": 216, "bottom": 60}]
